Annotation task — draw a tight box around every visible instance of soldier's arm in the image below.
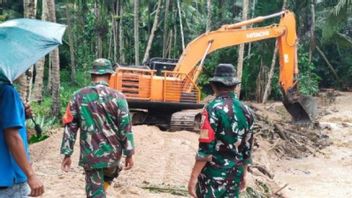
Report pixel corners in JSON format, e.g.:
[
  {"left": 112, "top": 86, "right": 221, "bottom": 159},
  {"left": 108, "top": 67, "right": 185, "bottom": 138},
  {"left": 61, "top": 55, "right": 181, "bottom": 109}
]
[
  {"left": 60, "top": 97, "right": 79, "bottom": 156},
  {"left": 117, "top": 98, "right": 135, "bottom": 157},
  {"left": 196, "top": 107, "right": 218, "bottom": 161},
  {"left": 189, "top": 107, "right": 218, "bottom": 196},
  {"left": 241, "top": 104, "right": 255, "bottom": 165}
]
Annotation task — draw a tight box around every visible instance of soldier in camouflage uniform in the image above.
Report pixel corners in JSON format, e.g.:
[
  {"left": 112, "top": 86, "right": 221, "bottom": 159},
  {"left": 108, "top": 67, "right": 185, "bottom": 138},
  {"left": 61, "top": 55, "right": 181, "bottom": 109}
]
[
  {"left": 188, "top": 64, "right": 254, "bottom": 198},
  {"left": 60, "top": 58, "right": 135, "bottom": 198}
]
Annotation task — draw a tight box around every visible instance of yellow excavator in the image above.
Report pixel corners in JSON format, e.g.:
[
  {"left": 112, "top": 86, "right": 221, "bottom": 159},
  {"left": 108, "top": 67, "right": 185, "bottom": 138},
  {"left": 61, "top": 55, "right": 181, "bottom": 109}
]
[{"left": 109, "top": 10, "right": 317, "bottom": 131}]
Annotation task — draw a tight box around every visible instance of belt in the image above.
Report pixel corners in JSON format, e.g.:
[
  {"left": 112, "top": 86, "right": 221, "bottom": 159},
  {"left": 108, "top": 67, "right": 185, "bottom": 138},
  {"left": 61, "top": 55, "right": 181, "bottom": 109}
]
[{"left": 0, "top": 186, "right": 9, "bottom": 190}]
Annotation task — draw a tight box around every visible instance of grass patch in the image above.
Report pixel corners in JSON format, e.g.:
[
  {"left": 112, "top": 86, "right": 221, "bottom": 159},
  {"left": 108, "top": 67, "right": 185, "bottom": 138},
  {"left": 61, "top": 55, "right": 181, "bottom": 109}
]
[{"left": 141, "top": 185, "right": 188, "bottom": 196}]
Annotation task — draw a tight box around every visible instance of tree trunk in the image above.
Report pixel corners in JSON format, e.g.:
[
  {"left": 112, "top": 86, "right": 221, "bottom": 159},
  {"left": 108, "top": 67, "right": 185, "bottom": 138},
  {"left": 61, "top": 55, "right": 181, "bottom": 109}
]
[
  {"left": 47, "top": 0, "right": 61, "bottom": 117},
  {"left": 66, "top": 4, "right": 76, "bottom": 82},
  {"left": 134, "top": 0, "right": 140, "bottom": 65},
  {"left": 316, "top": 46, "right": 342, "bottom": 84},
  {"left": 162, "top": 0, "right": 170, "bottom": 58},
  {"left": 32, "top": 0, "right": 47, "bottom": 102},
  {"left": 235, "top": 0, "right": 249, "bottom": 97},
  {"left": 173, "top": 22, "right": 177, "bottom": 58},
  {"left": 167, "top": 29, "right": 173, "bottom": 58},
  {"left": 142, "top": 0, "right": 162, "bottom": 63},
  {"left": 95, "top": 1, "right": 103, "bottom": 58},
  {"left": 206, "top": 0, "right": 211, "bottom": 32},
  {"left": 19, "top": 0, "right": 37, "bottom": 101},
  {"left": 262, "top": 0, "right": 287, "bottom": 103},
  {"left": 108, "top": 22, "right": 113, "bottom": 59},
  {"left": 309, "top": 0, "right": 316, "bottom": 63},
  {"left": 112, "top": 0, "right": 120, "bottom": 63},
  {"left": 262, "top": 42, "right": 278, "bottom": 103},
  {"left": 256, "top": 59, "right": 268, "bottom": 102},
  {"left": 32, "top": 57, "right": 45, "bottom": 102},
  {"left": 47, "top": 55, "right": 52, "bottom": 91},
  {"left": 177, "top": 0, "right": 185, "bottom": 50},
  {"left": 119, "top": 1, "right": 125, "bottom": 63},
  {"left": 25, "top": 0, "right": 38, "bottom": 101},
  {"left": 247, "top": 0, "right": 256, "bottom": 57},
  {"left": 23, "top": 0, "right": 36, "bottom": 19},
  {"left": 112, "top": 13, "right": 117, "bottom": 62}
]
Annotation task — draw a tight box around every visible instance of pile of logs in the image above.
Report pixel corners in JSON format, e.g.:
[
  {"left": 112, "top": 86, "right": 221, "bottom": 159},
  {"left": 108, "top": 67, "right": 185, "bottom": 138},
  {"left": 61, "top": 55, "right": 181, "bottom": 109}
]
[{"left": 250, "top": 104, "right": 331, "bottom": 159}]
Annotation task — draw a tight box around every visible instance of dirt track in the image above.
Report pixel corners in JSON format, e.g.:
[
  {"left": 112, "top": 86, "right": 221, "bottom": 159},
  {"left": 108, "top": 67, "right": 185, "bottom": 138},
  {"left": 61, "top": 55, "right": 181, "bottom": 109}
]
[
  {"left": 30, "top": 126, "right": 198, "bottom": 198},
  {"left": 30, "top": 92, "right": 352, "bottom": 198}
]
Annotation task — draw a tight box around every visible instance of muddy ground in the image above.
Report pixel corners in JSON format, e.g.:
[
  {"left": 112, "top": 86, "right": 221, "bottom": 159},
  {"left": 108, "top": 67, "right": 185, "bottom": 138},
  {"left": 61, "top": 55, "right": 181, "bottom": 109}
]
[
  {"left": 30, "top": 92, "right": 352, "bottom": 198},
  {"left": 273, "top": 92, "right": 352, "bottom": 197}
]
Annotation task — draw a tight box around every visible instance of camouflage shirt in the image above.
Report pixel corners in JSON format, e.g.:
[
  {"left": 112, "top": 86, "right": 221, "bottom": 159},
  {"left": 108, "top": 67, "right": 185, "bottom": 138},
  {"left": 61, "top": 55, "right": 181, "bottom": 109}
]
[
  {"left": 61, "top": 81, "right": 135, "bottom": 170},
  {"left": 197, "top": 92, "right": 254, "bottom": 172}
]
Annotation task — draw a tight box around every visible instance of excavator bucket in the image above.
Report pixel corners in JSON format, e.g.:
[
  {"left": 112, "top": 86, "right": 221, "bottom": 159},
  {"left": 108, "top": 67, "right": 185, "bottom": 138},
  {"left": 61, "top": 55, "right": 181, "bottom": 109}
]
[{"left": 282, "top": 88, "right": 317, "bottom": 124}]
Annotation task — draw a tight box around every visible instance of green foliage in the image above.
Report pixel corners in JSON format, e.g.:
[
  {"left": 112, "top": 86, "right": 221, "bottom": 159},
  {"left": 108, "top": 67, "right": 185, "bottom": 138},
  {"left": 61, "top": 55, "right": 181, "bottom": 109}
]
[
  {"left": 31, "top": 97, "right": 54, "bottom": 117},
  {"left": 59, "top": 69, "right": 90, "bottom": 113},
  {"left": 30, "top": 68, "right": 90, "bottom": 126},
  {"left": 27, "top": 115, "right": 57, "bottom": 131},
  {"left": 297, "top": 49, "right": 321, "bottom": 95},
  {"left": 2, "top": 0, "right": 351, "bottom": 107},
  {"left": 26, "top": 115, "right": 55, "bottom": 144},
  {"left": 28, "top": 135, "right": 49, "bottom": 144}
]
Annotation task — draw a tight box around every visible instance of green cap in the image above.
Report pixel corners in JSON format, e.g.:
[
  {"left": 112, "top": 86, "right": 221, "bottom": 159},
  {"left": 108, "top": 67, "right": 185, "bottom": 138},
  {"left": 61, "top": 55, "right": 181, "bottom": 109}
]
[{"left": 89, "top": 58, "right": 114, "bottom": 75}]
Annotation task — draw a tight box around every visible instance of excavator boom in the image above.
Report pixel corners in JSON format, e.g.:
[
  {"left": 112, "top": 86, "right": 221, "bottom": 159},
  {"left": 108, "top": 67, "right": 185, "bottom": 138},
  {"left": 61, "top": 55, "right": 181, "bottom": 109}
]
[{"left": 172, "top": 10, "right": 316, "bottom": 123}]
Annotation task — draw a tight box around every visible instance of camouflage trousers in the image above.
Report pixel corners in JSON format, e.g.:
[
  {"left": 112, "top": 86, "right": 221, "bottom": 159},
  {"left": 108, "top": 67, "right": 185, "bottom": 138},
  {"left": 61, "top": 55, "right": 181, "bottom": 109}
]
[
  {"left": 84, "top": 166, "right": 121, "bottom": 198},
  {"left": 196, "top": 165, "right": 244, "bottom": 198}
]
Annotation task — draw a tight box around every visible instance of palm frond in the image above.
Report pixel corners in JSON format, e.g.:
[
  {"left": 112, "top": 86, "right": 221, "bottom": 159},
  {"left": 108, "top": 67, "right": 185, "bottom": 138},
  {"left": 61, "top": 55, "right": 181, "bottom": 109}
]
[
  {"left": 334, "top": 0, "right": 352, "bottom": 16},
  {"left": 320, "top": 0, "right": 352, "bottom": 42}
]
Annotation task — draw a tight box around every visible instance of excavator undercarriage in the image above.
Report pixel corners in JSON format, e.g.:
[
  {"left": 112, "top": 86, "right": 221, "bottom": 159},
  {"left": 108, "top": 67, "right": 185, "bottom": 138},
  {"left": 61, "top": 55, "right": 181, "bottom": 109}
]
[{"left": 128, "top": 100, "right": 203, "bottom": 131}]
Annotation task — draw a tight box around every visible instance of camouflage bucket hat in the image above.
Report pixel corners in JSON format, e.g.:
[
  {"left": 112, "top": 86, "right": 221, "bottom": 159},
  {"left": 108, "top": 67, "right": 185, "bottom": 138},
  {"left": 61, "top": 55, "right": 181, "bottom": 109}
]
[
  {"left": 89, "top": 58, "right": 114, "bottom": 75},
  {"left": 209, "top": 63, "right": 241, "bottom": 86}
]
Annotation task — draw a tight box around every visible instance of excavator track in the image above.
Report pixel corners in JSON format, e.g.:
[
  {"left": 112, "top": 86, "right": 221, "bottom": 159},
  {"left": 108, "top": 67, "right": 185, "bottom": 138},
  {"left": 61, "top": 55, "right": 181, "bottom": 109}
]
[{"left": 169, "top": 109, "right": 203, "bottom": 132}]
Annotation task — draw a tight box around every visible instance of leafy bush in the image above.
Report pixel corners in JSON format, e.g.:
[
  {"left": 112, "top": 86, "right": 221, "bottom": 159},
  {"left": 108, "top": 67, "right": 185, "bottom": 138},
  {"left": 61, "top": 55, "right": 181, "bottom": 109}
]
[
  {"left": 26, "top": 115, "right": 56, "bottom": 144},
  {"left": 297, "top": 49, "right": 321, "bottom": 95},
  {"left": 30, "top": 68, "right": 91, "bottom": 127},
  {"left": 26, "top": 114, "right": 57, "bottom": 132}
]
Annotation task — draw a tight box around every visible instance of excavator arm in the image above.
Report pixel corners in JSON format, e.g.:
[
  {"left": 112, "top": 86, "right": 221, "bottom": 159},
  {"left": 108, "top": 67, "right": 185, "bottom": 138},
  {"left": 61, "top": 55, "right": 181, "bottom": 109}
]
[{"left": 173, "top": 10, "right": 316, "bottom": 123}]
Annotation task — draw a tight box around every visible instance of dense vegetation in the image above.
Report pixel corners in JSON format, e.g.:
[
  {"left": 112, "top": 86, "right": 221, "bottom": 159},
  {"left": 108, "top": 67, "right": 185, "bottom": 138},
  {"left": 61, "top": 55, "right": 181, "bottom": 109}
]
[{"left": 0, "top": 0, "right": 351, "bottom": 122}]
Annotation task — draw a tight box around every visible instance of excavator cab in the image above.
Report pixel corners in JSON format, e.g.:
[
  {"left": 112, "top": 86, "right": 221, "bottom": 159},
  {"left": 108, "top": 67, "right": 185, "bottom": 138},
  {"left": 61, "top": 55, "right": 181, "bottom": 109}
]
[{"left": 145, "top": 57, "right": 178, "bottom": 75}]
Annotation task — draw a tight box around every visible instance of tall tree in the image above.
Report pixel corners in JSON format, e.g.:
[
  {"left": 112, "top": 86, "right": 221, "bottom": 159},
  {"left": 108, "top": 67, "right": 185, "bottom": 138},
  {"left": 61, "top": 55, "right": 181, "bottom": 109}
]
[
  {"left": 262, "top": 0, "right": 287, "bottom": 103},
  {"left": 47, "top": 0, "right": 61, "bottom": 116},
  {"left": 177, "top": 0, "right": 185, "bottom": 49},
  {"left": 19, "top": 0, "right": 37, "bottom": 101},
  {"left": 134, "top": 0, "right": 140, "bottom": 65},
  {"left": 247, "top": 0, "right": 256, "bottom": 57},
  {"left": 112, "top": 0, "right": 120, "bottom": 63},
  {"left": 142, "top": 0, "right": 162, "bottom": 63},
  {"left": 309, "top": 0, "right": 316, "bottom": 63},
  {"left": 206, "top": 0, "right": 212, "bottom": 32},
  {"left": 95, "top": 1, "right": 103, "bottom": 58},
  {"left": 235, "top": 0, "right": 249, "bottom": 97},
  {"left": 119, "top": 1, "right": 125, "bottom": 63},
  {"left": 32, "top": 0, "right": 47, "bottom": 102},
  {"left": 162, "top": 0, "right": 171, "bottom": 58},
  {"left": 66, "top": 3, "right": 76, "bottom": 82}
]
